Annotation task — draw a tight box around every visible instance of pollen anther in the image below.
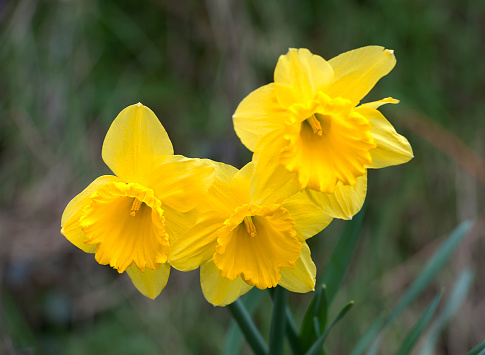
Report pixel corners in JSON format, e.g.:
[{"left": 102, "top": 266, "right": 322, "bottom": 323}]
[
  {"left": 130, "top": 198, "right": 142, "bottom": 216},
  {"left": 307, "top": 115, "right": 323, "bottom": 136},
  {"left": 243, "top": 216, "right": 257, "bottom": 237}
]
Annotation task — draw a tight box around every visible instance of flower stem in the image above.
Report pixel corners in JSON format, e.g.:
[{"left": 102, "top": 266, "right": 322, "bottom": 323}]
[
  {"left": 270, "top": 286, "right": 287, "bottom": 355},
  {"left": 228, "top": 299, "right": 268, "bottom": 355}
]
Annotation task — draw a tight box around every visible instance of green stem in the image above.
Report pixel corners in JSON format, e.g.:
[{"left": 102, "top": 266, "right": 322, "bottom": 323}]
[
  {"left": 270, "top": 286, "right": 287, "bottom": 355},
  {"left": 228, "top": 299, "right": 268, "bottom": 355}
]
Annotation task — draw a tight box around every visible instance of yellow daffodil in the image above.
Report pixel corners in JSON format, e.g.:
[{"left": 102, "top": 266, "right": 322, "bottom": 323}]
[
  {"left": 61, "top": 103, "right": 214, "bottom": 299},
  {"left": 233, "top": 46, "right": 413, "bottom": 219},
  {"left": 169, "top": 162, "right": 333, "bottom": 306}
]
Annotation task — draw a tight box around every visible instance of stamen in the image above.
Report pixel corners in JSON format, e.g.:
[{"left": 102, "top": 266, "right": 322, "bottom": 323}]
[
  {"left": 307, "top": 115, "right": 323, "bottom": 136},
  {"left": 130, "top": 198, "right": 142, "bottom": 216},
  {"left": 243, "top": 216, "right": 257, "bottom": 237}
]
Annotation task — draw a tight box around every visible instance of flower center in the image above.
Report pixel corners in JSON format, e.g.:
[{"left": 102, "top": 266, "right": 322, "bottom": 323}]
[
  {"left": 80, "top": 182, "right": 170, "bottom": 273},
  {"left": 244, "top": 216, "right": 257, "bottom": 237},
  {"left": 213, "top": 204, "right": 301, "bottom": 289},
  {"left": 306, "top": 115, "right": 323, "bottom": 136},
  {"left": 130, "top": 198, "right": 143, "bottom": 216},
  {"left": 281, "top": 93, "right": 376, "bottom": 193}
]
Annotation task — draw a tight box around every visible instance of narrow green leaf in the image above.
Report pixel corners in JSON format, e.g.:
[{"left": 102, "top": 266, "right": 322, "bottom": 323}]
[
  {"left": 305, "top": 301, "right": 354, "bottom": 355},
  {"left": 227, "top": 299, "right": 269, "bottom": 355},
  {"left": 466, "top": 340, "right": 485, "bottom": 355},
  {"left": 285, "top": 308, "right": 305, "bottom": 355},
  {"left": 223, "top": 289, "right": 264, "bottom": 355},
  {"left": 365, "top": 221, "right": 472, "bottom": 355},
  {"left": 270, "top": 286, "right": 287, "bottom": 355},
  {"left": 418, "top": 269, "right": 474, "bottom": 355},
  {"left": 300, "top": 285, "right": 328, "bottom": 352},
  {"left": 395, "top": 292, "right": 442, "bottom": 355},
  {"left": 320, "top": 206, "right": 365, "bottom": 306},
  {"left": 350, "top": 317, "right": 384, "bottom": 355}
]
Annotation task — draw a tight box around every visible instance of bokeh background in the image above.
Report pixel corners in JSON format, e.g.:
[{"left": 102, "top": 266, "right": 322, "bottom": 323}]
[{"left": 1, "top": 0, "right": 484, "bottom": 354}]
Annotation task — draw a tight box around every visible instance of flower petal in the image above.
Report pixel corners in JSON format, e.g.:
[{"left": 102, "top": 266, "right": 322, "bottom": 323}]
[
  {"left": 233, "top": 84, "right": 286, "bottom": 152},
  {"left": 360, "top": 97, "right": 399, "bottom": 109},
  {"left": 304, "top": 174, "right": 367, "bottom": 220},
  {"left": 280, "top": 104, "right": 375, "bottom": 193},
  {"left": 169, "top": 212, "right": 226, "bottom": 272},
  {"left": 282, "top": 192, "right": 333, "bottom": 240},
  {"left": 161, "top": 204, "right": 200, "bottom": 244},
  {"left": 61, "top": 175, "right": 122, "bottom": 253},
  {"left": 126, "top": 263, "right": 170, "bottom": 299},
  {"left": 147, "top": 156, "right": 215, "bottom": 213},
  {"left": 327, "top": 46, "right": 396, "bottom": 105},
  {"left": 204, "top": 161, "right": 240, "bottom": 216},
  {"left": 355, "top": 107, "right": 413, "bottom": 168},
  {"left": 278, "top": 243, "right": 316, "bottom": 293},
  {"left": 214, "top": 204, "right": 301, "bottom": 289},
  {"left": 80, "top": 182, "right": 170, "bottom": 273},
  {"left": 274, "top": 48, "right": 334, "bottom": 108},
  {"left": 200, "top": 260, "right": 253, "bottom": 307},
  {"left": 230, "top": 162, "right": 253, "bottom": 205},
  {"left": 251, "top": 130, "right": 300, "bottom": 205},
  {"left": 102, "top": 103, "right": 173, "bottom": 184}
]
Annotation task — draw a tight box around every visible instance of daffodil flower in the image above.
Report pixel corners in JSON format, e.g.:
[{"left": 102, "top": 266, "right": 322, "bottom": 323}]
[
  {"left": 61, "top": 103, "right": 214, "bottom": 299},
  {"left": 169, "top": 162, "right": 332, "bottom": 306},
  {"left": 233, "top": 47, "right": 413, "bottom": 219}
]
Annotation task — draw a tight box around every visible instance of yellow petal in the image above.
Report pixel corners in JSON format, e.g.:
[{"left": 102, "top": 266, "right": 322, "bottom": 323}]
[
  {"left": 281, "top": 104, "right": 375, "bottom": 192},
  {"left": 80, "top": 182, "right": 170, "bottom": 273},
  {"left": 274, "top": 48, "right": 334, "bottom": 108},
  {"left": 204, "top": 161, "right": 240, "bottom": 217},
  {"left": 147, "top": 156, "right": 215, "bottom": 213},
  {"left": 233, "top": 83, "right": 287, "bottom": 152},
  {"left": 251, "top": 131, "right": 300, "bottom": 205},
  {"left": 355, "top": 107, "right": 413, "bottom": 168},
  {"left": 169, "top": 212, "right": 226, "bottom": 272},
  {"left": 61, "top": 175, "right": 122, "bottom": 253},
  {"left": 102, "top": 103, "right": 173, "bottom": 184},
  {"left": 214, "top": 204, "right": 301, "bottom": 289},
  {"left": 327, "top": 46, "right": 396, "bottom": 105},
  {"left": 282, "top": 192, "right": 333, "bottom": 240},
  {"left": 278, "top": 243, "right": 316, "bottom": 293},
  {"left": 200, "top": 260, "right": 253, "bottom": 307},
  {"left": 304, "top": 174, "right": 367, "bottom": 220},
  {"left": 230, "top": 162, "right": 253, "bottom": 205},
  {"left": 360, "top": 97, "right": 399, "bottom": 109},
  {"left": 126, "top": 263, "right": 170, "bottom": 299},
  {"left": 161, "top": 204, "right": 200, "bottom": 244}
]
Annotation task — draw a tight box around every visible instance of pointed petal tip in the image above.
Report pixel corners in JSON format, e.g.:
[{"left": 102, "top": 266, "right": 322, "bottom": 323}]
[{"left": 137, "top": 102, "right": 142, "bottom": 107}]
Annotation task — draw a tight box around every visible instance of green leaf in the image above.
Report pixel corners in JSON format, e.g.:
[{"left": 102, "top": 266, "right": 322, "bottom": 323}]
[
  {"left": 223, "top": 289, "right": 265, "bottom": 355},
  {"left": 395, "top": 292, "right": 442, "bottom": 355},
  {"left": 305, "top": 301, "right": 354, "bottom": 355},
  {"left": 285, "top": 308, "right": 305, "bottom": 355},
  {"left": 466, "top": 340, "right": 485, "bottom": 355},
  {"left": 358, "top": 221, "right": 471, "bottom": 355},
  {"left": 300, "top": 285, "right": 328, "bottom": 352},
  {"left": 320, "top": 206, "right": 366, "bottom": 306},
  {"left": 418, "top": 269, "right": 474, "bottom": 355},
  {"left": 350, "top": 317, "right": 384, "bottom": 355}
]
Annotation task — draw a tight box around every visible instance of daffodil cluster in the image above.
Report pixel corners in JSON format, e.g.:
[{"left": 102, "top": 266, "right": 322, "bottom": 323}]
[{"left": 61, "top": 46, "right": 412, "bottom": 306}]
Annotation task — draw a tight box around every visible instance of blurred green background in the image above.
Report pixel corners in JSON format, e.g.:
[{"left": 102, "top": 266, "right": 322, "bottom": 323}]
[{"left": 1, "top": 0, "right": 484, "bottom": 354}]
